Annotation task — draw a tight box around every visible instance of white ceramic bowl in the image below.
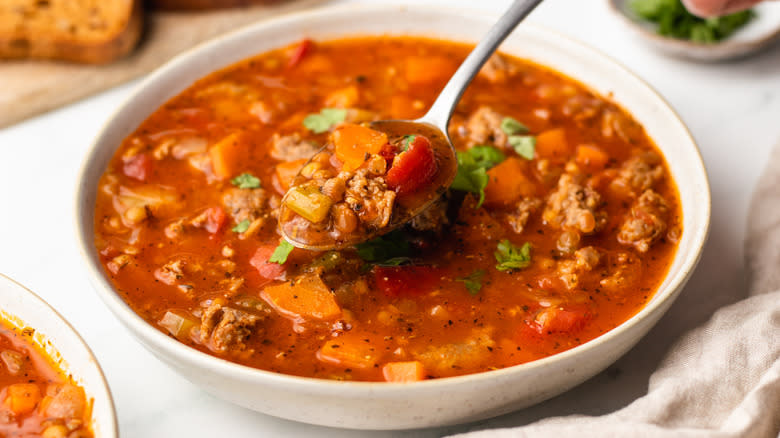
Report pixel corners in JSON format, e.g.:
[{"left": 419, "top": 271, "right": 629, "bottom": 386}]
[
  {"left": 0, "top": 274, "right": 117, "bottom": 436},
  {"left": 75, "top": 3, "right": 711, "bottom": 430}
]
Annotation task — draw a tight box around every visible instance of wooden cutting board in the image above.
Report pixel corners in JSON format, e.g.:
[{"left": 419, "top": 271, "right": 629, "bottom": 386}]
[{"left": 0, "top": 0, "right": 322, "bottom": 129}]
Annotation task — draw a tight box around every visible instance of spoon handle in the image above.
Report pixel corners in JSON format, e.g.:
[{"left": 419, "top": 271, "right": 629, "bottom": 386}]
[{"left": 421, "top": 0, "right": 544, "bottom": 131}]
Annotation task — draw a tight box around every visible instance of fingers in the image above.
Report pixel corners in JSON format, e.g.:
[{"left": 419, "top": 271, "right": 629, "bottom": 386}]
[{"left": 682, "top": 0, "right": 764, "bottom": 17}]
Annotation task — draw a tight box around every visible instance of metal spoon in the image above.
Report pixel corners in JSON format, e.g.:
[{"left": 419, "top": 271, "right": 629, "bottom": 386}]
[{"left": 280, "top": 0, "right": 544, "bottom": 250}]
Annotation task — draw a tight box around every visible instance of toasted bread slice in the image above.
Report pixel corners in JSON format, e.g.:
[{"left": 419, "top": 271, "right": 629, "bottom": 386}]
[
  {"left": 150, "top": 0, "right": 281, "bottom": 11},
  {"left": 0, "top": 0, "right": 142, "bottom": 64}
]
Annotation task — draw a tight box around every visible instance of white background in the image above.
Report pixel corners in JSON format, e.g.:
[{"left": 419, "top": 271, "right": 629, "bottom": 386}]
[{"left": 0, "top": 0, "right": 778, "bottom": 436}]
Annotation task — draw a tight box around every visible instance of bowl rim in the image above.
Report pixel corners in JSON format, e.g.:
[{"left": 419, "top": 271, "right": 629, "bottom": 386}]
[
  {"left": 74, "top": 2, "right": 711, "bottom": 394},
  {"left": 0, "top": 272, "right": 119, "bottom": 436}
]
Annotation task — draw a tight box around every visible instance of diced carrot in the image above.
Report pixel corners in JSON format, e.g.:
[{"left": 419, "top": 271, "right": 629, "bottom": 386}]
[
  {"left": 275, "top": 159, "right": 307, "bottom": 192},
  {"left": 4, "top": 383, "right": 41, "bottom": 416},
  {"left": 332, "top": 123, "right": 388, "bottom": 172},
  {"left": 382, "top": 361, "right": 426, "bottom": 382},
  {"left": 317, "top": 336, "right": 381, "bottom": 369},
  {"left": 389, "top": 95, "right": 422, "bottom": 119},
  {"left": 405, "top": 56, "right": 456, "bottom": 85},
  {"left": 325, "top": 86, "right": 359, "bottom": 108},
  {"left": 261, "top": 273, "right": 341, "bottom": 321},
  {"left": 575, "top": 144, "right": 609, "bottom": 170},
  {"left": 483, "top": 157, "right": 537, "bottom": 207},
  {"left": 534, "top": 128, "right": 570, "bottom": 161},
  {"left": 209, "top": 133, "right": 248, "bottom": 179}
]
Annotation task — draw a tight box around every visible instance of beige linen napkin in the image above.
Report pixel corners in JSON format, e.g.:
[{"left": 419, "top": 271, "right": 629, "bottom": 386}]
[{"left": 452, "top": 144, "right": 780, "bottom": 438}]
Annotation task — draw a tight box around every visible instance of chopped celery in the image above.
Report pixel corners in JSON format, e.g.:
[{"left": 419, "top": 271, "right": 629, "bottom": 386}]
[
  {"left": 159, "top": 310, "right": 197, "bottom": 339},
  {"left": 285, "top": 185, "right": 334, "bottom": 223}
]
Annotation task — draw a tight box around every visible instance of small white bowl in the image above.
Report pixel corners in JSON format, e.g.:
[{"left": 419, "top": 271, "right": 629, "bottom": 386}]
[
  {"left": 609, "top": 0, "right": 780, "bottom": 61},
  {"left": 75, "top": 3, "right": 711, "bottom": 430},
  {"left": 0, "top": 274, "right": 117, "bottom": 437}
]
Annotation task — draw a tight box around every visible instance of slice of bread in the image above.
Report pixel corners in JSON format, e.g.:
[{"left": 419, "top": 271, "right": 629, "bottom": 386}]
[
  {"left": 149, "top": 0, "right": 282, "bottom": 11},
  {"left": 0, "top": 0, "right": 142, "bottom": 64}
]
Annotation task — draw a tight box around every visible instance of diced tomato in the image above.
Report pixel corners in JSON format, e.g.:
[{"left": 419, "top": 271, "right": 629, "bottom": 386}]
[
  {"left": 373, "top": 265, "right": 442, "bottom": 298},
  {"left": 122, "top": 153, "right": 152, "bottom": 181},
  {"left": 203, "top": 207, "right": 226, "bottom": 234},
  {"left": 385, "top": 136, "right": 437, "bottom": 196},
  {"left": 288, "top": 38, "right": 314, "bottom": 68},
  {"left": 250, "top": 246, "right": 286, "bottom": 280}
]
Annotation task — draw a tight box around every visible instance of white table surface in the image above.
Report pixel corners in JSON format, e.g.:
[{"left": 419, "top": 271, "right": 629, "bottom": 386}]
[{"left": 1, "top": 0, "right": 778, "bottom": 436}]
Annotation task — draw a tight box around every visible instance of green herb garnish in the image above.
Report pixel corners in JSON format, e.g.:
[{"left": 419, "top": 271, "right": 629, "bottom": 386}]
[
  {"left": 355, "top": 230, "right": 411, "bottom": 263},
  {"left": 494, "top": 240, "right": 532, "bottom": 272},
  {"left": 450, "top": 145, "right": 505, "bottom": 208},
  {"left": 375, "top": 257, "right": 413, "bottom": 267},
  {"left": 231, "top": 173, "right": 261, "bottom": 189},
  {"left": 402, "top": 135, "right": 416, "bottom": 151},
  {"left": 303, "top": 108, "right": 347, "bottom": 134},
  {"left": 630, "top": 0, "right": 755, "bottom": 43},
  {"left": 231, "top": 219, "right": 251, "bottom": 233},
  {"left": 508, "top": 135, "right": 536, "bottom": 160},
  {"left": 269, "top": 240, "right": 294, "bottom": 264},
  {"left": 456, "top": 269, "right": 486, "bottom": 295},
  {"left": 500, "top": 117, "right": 529, "bottom": 136}
]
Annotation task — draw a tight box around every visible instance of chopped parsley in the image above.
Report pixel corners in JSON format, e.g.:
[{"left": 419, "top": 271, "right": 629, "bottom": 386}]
[
  {"left": 231, "top": 219, "right": 251, "bottom": 233},
  {"left": 374, "top": 257, "right": 413, "bottom": 267},
  {"left": 355, "top": 230, "right": 411, "bottom": 264},
  {"left": 508, "top": 135, "right": 536, "bottom": 160},
  {"left": 231, "top": 172, "right": 261, "bottom": 189},
  {"left": 494, "top": 240, "right": 532, "bottom": 272},
  {"left": 402, "top": 135, "right": 416, "bottom": 151},
  {"left": 500, "top": 117, "right": 529, "bottom": 136},
  {"left": 456, "top": 269, "right": 486, "bottom": 295},
  {"left": 269, "top": 240, "right": 294, "bottom": 264},
  {"left": 630, "top": 0, "right": 755, "bottom": 43},
  {"left": 451, "top": 145, "right": 505, "bottom": 208},
  {"left": 303, "top": 108, "right": 347, "bottom": 134}
]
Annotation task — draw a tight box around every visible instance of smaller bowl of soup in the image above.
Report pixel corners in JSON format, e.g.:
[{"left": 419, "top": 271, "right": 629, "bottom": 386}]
[
  {"left": 0, "top": 274, "right": 117, "bottom": 437},
  {"left": 76, "top": 3, "right": 710, "bottom": 430}
]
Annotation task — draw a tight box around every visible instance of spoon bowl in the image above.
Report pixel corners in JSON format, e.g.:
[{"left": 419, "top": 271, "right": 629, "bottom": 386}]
[{"left": 279, "top": 0, "right": 544, "bottom": 250}]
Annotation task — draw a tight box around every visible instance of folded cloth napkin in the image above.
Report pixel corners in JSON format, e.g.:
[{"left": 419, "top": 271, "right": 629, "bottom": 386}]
[{"left": 452, "top": 144, "right": 780, "bottom": 438}]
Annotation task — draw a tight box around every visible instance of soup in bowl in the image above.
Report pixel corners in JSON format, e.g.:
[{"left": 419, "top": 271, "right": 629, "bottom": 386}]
[{"left": 76, "top": 4, "right": 709, "bottom": 429}]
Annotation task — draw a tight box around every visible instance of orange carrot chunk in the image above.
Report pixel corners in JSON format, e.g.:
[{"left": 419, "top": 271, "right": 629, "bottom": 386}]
[
  {"left": 382, "top": 361, "right": 426, "bottom": 382},
  {"left": 261, "top": 273, "right": 341, "bottom": 322},
  {"left": 575, "top": 144, "right": 609, "bottom": 170},
  {"left": 210, "top": 133, "right": 248, "bottom": 179},
  {"left": 275, "top": 159, "right": 307, "bottom": 191},
  {"left": 317, "top": 336, "right": 381, "bottom": 369},
  {"left": 5, "top": 383, "right": 41, "bottom": 416},
  {"left": 483, "top": 157, "right": 536, "bottom": 207},
  {"left": 332, "top": 123, "right": 388, "bottom": 172},
  {"left": 534, "top": 128, "right": 570, "bottom": 161},
  {"left": 405, "top": 56, "right": 456, "bottom": 85}
]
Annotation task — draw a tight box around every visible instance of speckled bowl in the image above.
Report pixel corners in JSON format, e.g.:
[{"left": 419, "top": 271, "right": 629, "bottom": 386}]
[
  {"left": 609, "top": 0, "right": 780, "bottom": 61},
  {"left": 0, "top": 274, "right": 117, "bottom": 437},
  {"left": 75, "top": 3, "right": 711, "bottom": 430}
]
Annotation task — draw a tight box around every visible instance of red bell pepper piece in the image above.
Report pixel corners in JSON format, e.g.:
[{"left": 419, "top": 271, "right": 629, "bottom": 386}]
[
  {"left": 203, "top": 207, "right": 226, "bottom": 234},
  {"left": 385, "top": 136, "right": 437, "bottom": 196},
  {"left": 288, "top": 38, "right": 314, "bottom": 68}
]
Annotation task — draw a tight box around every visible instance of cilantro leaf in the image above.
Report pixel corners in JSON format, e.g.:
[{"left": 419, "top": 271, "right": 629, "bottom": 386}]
[
  {"left": 231, "top": 219, "right": 251, "bottom": 233},
  {"left": 456, "top": 269, "right": 486, "bottom": 295},
  {"left": 402, "top": 135, "right": 416, "bottom": 151},
  {"left": 494, "top": 240, "right": 532, "bottom": 272},
  {"left": 231, "top": 172, "right": 261, "bottom": 189},
  {"left": 303, "top": 108, "right": 347, "bottom": 134},
  {"left": 355, "top": 230, "right": 410, "bottom": 263},
  {"left": 269, "top": 240, "right": 294, "bottom": 264},
  {"left": 508, "top": 135, "right": 536, "bottom": 160},
  {"left": 374, "top": 257, "right": 413, "bottom": 267},
  {"left": 450, "top": 146, "right": 505, "bottom": 208},
  {"left": 500, "top": 117, "right": 529, "bottom": 136}
]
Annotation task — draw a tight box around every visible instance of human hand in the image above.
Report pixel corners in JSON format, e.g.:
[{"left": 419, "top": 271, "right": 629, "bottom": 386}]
[{"left": 682, "top": 0, "right": 767, "bottom": 17}]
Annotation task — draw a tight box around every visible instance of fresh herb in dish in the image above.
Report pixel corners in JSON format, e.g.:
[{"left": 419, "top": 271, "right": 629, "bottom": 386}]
[{"left": 630, "top": 0, "right": 755, "bottom": 43}]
